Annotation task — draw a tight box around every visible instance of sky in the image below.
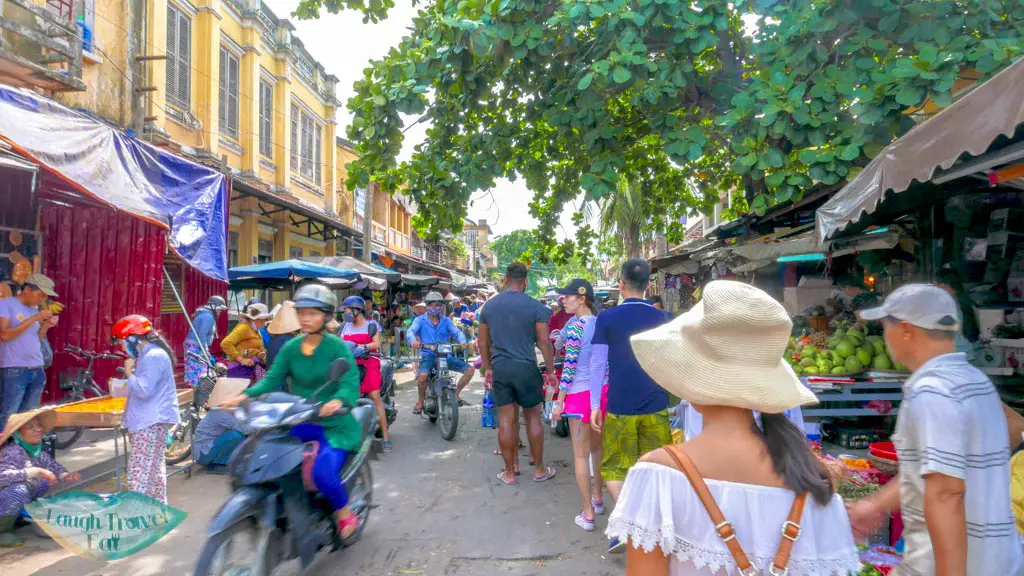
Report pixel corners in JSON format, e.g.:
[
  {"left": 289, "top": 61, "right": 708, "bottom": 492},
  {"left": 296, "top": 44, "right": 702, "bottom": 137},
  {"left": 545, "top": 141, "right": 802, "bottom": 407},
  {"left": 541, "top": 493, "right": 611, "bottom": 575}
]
[{"left": 263, "top": 0, "right": 582, "bottom": 240}]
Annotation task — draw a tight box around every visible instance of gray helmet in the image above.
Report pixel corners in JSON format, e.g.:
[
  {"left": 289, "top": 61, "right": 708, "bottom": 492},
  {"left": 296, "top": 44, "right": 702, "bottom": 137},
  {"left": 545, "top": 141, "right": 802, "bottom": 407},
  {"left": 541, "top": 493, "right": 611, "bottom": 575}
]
[
  {"left": 424, "top": 291, "right": 444, "bottom": 304},
  {"left": 293, "top": 284, "right": 337, "bottom": 314},
  {"left": 205, "top": 295, "right": 227, "bottom": 311}
]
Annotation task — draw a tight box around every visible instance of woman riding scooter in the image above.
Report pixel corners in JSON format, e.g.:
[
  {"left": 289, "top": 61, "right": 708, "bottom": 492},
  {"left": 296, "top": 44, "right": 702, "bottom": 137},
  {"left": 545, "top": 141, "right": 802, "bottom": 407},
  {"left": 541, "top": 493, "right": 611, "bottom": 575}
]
[
  {"left": 219, "top": 284, "right": 363, "bottom": 539},
  {"left": 339, "top": 296, "right": 391, "bottom": 452}
]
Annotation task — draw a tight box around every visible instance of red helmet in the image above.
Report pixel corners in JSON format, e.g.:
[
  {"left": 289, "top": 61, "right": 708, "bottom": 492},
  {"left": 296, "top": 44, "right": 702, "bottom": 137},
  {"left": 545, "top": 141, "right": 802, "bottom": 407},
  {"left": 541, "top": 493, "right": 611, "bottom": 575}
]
[{"left": 111, "top": 314, "right": 153, "bottom": 341}]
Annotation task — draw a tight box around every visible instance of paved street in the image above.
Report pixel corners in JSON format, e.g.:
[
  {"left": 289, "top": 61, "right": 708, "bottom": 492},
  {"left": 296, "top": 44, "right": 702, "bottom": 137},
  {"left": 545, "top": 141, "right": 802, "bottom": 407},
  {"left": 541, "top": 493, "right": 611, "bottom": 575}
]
[{"left": 3, "top": 374, "right": 626, "bottom": 576}]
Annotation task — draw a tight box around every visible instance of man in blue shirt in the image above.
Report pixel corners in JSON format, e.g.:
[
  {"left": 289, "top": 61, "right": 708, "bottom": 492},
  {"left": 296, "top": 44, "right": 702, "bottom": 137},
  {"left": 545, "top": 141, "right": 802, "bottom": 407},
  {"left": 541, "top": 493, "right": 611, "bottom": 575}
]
[
  {"left": 183, "top": 295, "right": 226, "bottom": 388},
  {"left": 588, "top": 259, "right": 671, "bottom": 553},
  {"left": 407, "top": 291, "right": 472, "bottom": 413}
]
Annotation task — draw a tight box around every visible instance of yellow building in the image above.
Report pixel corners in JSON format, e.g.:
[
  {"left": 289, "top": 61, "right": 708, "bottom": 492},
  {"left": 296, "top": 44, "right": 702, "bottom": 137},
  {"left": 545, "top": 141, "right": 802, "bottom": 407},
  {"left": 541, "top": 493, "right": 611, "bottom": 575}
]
[{"left": 1, "top": 0, "right": 428, "bottom": 276}]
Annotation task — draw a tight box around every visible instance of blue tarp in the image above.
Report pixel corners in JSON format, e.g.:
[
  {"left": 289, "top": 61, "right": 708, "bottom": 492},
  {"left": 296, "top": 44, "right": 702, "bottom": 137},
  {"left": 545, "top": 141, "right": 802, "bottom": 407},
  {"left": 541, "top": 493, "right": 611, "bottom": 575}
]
[
  {"left": 229, "top": 259, "right": 359, "bottom": 281},
  {"left": 0, "top": 84, "right": 228, "bottom": 281}
]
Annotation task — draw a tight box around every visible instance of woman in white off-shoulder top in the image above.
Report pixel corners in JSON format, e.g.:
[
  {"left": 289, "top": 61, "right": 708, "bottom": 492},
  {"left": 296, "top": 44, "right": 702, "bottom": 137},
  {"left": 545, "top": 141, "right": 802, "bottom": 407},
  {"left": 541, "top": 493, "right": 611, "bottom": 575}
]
[{"left": 611, "top": 281, "right": 861, "bottom": 575}]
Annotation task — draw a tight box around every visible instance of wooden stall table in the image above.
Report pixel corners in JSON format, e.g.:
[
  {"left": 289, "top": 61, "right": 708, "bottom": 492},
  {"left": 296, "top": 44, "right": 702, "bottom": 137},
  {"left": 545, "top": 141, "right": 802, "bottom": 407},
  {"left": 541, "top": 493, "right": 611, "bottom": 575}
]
[{"left": 52, "top": 389, "right": 195, "bottom": 492}]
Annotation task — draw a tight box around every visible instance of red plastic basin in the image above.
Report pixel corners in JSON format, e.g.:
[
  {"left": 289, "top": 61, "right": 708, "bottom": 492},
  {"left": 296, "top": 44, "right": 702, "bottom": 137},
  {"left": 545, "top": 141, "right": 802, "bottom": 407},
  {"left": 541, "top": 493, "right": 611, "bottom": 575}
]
[{"left": 869, "top": 441, "right": 898, "bottom": 460}]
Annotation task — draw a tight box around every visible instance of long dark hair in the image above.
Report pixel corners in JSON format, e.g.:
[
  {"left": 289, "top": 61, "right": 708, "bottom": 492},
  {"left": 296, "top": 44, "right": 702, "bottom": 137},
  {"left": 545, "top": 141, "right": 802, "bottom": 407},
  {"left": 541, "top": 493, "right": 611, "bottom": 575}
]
[
  {"left": 936, "top": 268, "right": 980, "bottom": 343},
  {"left": 758, "top": 413, "right": 833, "bottom": 506},
  {"left": 144, "top": 331, "right": 178, "bottom": 367}
]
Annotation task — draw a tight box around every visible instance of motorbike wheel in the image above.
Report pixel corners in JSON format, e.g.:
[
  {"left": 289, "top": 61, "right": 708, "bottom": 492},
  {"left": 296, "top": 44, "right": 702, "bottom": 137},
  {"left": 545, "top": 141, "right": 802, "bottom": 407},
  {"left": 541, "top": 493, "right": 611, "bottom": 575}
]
[
  {"left": 166, "top": 409, "right": 198, "bottom": 466},
  {"left": 193, "top": 518, "right": 283, "bottom": 576},
  {"left": 341, "top": 463, "right": 373, "bottom": 548},
  {"left": 439, "top": 388, "right": 459, "bottom": 441},
  {"left": 52, "top": 391, "right": 87, "bottom": 450}
]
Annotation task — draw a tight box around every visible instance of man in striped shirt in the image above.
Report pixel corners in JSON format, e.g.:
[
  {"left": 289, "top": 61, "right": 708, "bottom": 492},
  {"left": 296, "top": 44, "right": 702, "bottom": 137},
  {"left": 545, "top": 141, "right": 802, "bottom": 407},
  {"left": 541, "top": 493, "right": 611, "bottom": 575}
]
[{"left": 851, "top": 284, "right": 1024, "bottom": 576}]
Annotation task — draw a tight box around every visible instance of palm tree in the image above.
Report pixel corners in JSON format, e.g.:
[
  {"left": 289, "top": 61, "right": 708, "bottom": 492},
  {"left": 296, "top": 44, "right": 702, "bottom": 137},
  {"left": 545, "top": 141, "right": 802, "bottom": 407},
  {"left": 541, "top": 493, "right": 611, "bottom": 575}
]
[{"left": 592, "top": 180, "right": 651, "bottom": 260}]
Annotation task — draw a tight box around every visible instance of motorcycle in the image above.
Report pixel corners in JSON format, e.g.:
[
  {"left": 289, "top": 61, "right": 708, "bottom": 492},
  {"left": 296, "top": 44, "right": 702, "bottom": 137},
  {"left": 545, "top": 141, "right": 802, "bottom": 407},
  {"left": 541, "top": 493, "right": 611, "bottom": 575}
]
[
  {"left": 345, "top": 341, "right": 398, "bottom": 438},
  {"left": 420, "top": 342, "right": 459, "bottom": 441},
  {"left": 193, "top": 359, "right": 376, "bottom": 576}
]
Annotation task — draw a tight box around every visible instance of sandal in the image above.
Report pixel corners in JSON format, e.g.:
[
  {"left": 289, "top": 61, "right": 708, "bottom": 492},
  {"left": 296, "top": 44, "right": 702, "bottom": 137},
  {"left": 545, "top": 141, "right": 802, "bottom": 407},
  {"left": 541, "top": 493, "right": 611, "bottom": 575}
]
[
  {"left": 338, "top": 513, "right": 360, "bottom": 539},
  {"left": 383, "top": 440, "right": 392, "bottom": 452},
  {"left": 457, "top": 398, "right": 470, "bottom": 407},
  {"left": 533, "top": 466, "right": 557, "bottom": 482},
  {"left": 496, "top": 471, "right": 517, "bottom": 485},
  {"left": 412, "top": 404, "right": 424, "bottom": 415}
]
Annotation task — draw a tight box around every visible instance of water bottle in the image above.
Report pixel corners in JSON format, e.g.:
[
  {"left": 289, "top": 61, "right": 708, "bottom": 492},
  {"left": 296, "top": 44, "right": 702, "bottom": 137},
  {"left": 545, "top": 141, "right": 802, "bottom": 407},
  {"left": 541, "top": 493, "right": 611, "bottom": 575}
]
[{"left": 481, "top": 389, "right": 495, "bottom": 428}]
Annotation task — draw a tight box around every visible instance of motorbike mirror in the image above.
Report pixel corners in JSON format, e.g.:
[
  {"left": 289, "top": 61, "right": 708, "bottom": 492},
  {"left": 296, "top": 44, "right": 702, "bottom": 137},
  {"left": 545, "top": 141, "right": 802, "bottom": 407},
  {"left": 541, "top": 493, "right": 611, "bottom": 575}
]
[
  {"left": 214, "top": 362, "right": 228, "bottom": 376},
  {"left": 329, "top": 358, "right": 351, "bottom": 383}
]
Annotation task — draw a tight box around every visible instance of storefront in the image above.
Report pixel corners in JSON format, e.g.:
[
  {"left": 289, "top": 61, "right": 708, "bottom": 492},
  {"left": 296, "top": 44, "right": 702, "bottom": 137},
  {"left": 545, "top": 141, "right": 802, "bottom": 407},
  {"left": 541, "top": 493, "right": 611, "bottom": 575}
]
[{"left": 0, "top": 84, "right": 229, "bottom": 399}]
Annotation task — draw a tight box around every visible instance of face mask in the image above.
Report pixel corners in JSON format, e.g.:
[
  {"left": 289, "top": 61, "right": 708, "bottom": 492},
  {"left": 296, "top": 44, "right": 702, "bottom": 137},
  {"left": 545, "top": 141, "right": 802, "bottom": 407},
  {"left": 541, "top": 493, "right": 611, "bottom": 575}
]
[
  {"left": 427, "top": 306, "right": 442, "bottom": 317},
  {"left": 342, "top": 312, "right": 355, "bottom": 323}
]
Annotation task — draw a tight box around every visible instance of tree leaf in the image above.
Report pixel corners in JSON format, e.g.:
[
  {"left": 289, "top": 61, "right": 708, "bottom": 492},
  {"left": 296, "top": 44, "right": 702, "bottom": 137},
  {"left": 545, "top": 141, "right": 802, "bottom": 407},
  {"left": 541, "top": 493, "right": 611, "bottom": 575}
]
[
  {"left": 838, "top": 144, "right": 861, "bottom": 161},
  {"left": 895, "top": 84, "right": 924, "bottom": 106},
  {"left": 578, "top": 72, "right": 595, "bottom": 90},
  {"left": 612, "top": 66, "right": 632, "bottom": 84}
]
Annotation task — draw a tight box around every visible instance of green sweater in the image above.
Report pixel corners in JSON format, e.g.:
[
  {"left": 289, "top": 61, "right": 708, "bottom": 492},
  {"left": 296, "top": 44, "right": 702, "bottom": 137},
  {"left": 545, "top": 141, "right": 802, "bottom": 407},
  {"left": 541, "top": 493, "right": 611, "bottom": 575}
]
[{"left": 244, "top": 334, "right": 362, "bottom": 451}]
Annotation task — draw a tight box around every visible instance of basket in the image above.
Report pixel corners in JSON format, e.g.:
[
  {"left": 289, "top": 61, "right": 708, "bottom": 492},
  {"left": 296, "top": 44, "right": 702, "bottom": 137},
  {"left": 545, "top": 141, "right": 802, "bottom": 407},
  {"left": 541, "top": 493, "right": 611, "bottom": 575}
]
[{"left": 868, "top": 453, "right": 899, "bottom": 476}]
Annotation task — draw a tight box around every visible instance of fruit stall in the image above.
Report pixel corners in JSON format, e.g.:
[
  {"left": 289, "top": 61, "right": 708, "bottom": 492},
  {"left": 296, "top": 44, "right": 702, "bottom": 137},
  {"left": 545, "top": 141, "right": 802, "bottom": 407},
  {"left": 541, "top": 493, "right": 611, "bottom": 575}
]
[{"left": 52, "top": 390, "right": 195, "bottom": 492}]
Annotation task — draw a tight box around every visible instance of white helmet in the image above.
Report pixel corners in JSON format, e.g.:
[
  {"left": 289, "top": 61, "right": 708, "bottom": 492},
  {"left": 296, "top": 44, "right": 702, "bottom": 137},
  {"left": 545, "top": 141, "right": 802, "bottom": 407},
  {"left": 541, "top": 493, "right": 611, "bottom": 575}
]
[{"left": 425, "top": 291, "right": 444, "bottom": 304}]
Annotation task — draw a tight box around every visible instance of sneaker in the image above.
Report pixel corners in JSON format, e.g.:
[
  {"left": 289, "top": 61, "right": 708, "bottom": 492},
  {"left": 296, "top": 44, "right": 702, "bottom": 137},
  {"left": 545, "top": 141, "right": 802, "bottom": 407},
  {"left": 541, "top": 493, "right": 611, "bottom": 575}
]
[
  {"left": 592, "top": 497, "right": 606, "bottom": 515},
  {"left": 575, "top": 513, "right": 595, "bottom": 532},
  {"left": 607, "top": 537, "right": 626, "bottom": 554}
]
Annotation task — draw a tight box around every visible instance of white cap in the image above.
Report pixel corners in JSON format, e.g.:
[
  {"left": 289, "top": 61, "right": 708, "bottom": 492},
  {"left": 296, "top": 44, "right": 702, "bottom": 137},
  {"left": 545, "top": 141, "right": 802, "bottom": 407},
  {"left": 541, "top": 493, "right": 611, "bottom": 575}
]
[{"left": 859, "top": 284, "right": 961, "bottom": 332}]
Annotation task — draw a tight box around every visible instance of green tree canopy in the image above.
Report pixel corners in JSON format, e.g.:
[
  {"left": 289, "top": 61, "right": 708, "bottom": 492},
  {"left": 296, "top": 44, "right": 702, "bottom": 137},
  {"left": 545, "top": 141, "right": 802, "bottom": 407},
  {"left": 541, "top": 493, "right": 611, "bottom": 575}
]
[{"left": 298, "top": 0, "right": 1024, "bottom": 258}]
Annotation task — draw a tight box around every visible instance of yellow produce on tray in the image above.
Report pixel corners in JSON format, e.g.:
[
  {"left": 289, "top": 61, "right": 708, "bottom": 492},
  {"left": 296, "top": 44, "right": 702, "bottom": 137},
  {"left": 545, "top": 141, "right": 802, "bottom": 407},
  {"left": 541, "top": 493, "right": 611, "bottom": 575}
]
[{"left": 55, "top": 397, "right": 127, "bottom": 413}]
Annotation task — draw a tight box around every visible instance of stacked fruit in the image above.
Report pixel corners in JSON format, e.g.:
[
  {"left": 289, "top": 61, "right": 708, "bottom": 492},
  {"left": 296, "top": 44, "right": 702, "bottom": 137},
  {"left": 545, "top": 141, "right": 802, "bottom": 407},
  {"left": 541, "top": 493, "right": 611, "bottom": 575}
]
[{"left": 785, "top": 322, "right": 908, "bottom": 376}]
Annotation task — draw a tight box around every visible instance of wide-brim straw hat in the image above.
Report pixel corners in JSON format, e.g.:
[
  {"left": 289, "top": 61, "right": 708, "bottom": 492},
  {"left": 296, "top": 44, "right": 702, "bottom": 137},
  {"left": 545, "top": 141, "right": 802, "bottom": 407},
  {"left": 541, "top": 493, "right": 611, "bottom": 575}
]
[
  {"left": 267, "top": 301, "right": 301, "bottom": 335},
  {"left": 1, "top": 408, "right": 58, "bottom": 446},
  {"left": 631, "top": 280, "right": 818, "bottom": 414},
  {"left": 241, "top": 302, "right": 271, "bottom": 321}
]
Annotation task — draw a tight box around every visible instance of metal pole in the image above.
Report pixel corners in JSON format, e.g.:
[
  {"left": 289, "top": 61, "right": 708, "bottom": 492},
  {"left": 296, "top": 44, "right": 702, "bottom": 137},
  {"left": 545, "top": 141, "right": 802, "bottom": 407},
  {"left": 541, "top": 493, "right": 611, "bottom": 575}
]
[{"left": 163, "top": 265, "right": 210, "bottom": 362}]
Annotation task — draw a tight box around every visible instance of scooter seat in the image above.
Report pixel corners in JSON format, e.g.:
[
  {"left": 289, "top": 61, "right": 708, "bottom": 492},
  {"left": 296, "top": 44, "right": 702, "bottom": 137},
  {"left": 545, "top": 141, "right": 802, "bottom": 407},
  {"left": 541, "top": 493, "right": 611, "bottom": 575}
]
[{"left": 351, "top": 402, "right": 374, "bottom": 440}]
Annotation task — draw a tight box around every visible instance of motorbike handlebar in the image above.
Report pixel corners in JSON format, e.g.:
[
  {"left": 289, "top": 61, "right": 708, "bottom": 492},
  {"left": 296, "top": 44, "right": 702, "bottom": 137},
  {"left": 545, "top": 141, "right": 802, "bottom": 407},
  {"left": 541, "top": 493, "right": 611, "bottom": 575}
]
[{"left": 64, "top": 344, "right": 124, "bottom": 361}]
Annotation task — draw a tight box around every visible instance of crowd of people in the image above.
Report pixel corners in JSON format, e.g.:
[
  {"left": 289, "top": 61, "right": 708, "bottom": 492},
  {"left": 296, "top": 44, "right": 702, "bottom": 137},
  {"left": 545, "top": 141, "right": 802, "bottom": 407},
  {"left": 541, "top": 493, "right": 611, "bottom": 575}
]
[{"left": 471, "top": 260, "right": 1023, "bottom": 575}]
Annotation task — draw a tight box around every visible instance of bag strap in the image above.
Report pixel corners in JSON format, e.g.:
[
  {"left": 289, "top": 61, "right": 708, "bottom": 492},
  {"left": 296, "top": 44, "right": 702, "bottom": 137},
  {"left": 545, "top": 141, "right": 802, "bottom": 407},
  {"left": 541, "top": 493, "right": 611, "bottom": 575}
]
[{"left": 661, "top": 444, "right": 808, "bottom": 576}]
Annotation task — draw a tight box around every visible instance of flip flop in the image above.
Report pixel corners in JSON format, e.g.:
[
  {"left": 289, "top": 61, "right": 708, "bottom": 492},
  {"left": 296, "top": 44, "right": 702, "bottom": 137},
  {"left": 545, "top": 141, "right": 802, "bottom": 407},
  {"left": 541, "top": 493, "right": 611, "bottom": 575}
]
[
  {"left": 496, "top": 471, "right": 517, "bottom": 485},
  {"left": 412, "top": 405, "right": 424, "bottom": 415},
  {"left": 533, "top": 466, "right": 557, "bottom": 482},
  {"left": 457, "top": 398, "right": 470, "bottom": 407},
  {"left": 383, "top": 440, "right": 392, "bottom": 452}
]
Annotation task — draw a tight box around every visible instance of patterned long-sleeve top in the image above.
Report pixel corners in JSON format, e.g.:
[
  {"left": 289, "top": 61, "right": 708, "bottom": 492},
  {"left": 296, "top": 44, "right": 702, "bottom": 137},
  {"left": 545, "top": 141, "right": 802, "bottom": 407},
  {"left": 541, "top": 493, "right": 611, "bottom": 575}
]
[
  {"left": 0, "top": 440, "right": 67, "bottom": 490},
  {"left": 559, "top": 315, "right": 596, "bottom": 394}
]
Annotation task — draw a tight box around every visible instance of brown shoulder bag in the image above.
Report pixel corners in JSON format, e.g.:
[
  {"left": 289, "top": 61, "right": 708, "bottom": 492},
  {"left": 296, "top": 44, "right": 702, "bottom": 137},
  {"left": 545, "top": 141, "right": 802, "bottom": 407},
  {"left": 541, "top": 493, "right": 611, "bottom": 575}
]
[{"left": 661, "top": 444, "right": 808, "bottom": 576}]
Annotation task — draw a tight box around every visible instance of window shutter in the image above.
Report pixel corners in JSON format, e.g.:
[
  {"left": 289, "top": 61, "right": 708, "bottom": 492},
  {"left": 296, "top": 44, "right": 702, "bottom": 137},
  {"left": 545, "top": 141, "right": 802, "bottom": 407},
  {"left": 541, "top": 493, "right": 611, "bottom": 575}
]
[
  {"left": 290, "top": 104, "right": 299, "bottom": 171},
  {"left": 176, "top": 12, "right": 190, "bottom": 108},
  {"left": 228, "top": 55, "right": 239, "bottom": 137},
  {"left": 314, "top": 124, "right": 322, "bottom": 187},
  {"left": 165, "top": 7, "right": 177, "bottom": 106},
  {"left": 259, "top": 81, "right": 273, "bottom": 158},
  {"left": 218, "top": 47, "right": 227, "bottom": 135}
]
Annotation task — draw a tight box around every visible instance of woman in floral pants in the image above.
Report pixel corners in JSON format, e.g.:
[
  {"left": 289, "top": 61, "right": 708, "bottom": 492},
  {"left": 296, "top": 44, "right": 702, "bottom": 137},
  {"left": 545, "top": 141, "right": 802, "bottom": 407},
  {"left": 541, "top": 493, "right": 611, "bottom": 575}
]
[{"left": 112, "top": 315, "right": 181, "bottom": 504}]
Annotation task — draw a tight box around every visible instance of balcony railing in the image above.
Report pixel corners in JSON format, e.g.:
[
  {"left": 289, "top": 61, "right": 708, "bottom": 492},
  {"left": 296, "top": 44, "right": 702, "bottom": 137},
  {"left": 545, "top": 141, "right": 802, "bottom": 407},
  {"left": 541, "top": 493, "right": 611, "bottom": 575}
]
[{"left": 0, "top": 0, "right": 85, "bottom": 91}]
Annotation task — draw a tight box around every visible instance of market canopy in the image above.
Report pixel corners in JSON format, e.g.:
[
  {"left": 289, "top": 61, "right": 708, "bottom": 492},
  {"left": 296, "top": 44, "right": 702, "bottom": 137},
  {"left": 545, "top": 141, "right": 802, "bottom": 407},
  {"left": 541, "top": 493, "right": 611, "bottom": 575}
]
[
  {"left": 401, "top": 274, "right": 441, "bottom": 287},
  {"left": 228, "top": 259, "right": 358, "bottom": 289},
  {"left": 305, "top": 255, "right": 401, "bottom": 283},
  {"left": 817, "top": 58, "right": 1024, "bottom": 244},
  {"left": 0, "top": 84, "right": 228, "bottom": 281}
]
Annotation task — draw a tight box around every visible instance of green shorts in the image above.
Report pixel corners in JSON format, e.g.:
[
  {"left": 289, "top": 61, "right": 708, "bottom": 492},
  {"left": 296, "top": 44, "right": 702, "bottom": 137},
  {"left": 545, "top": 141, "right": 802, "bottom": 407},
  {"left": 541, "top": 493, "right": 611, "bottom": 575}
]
[{"left": 601, "top": 410, "right": 672, "bottom": 482}]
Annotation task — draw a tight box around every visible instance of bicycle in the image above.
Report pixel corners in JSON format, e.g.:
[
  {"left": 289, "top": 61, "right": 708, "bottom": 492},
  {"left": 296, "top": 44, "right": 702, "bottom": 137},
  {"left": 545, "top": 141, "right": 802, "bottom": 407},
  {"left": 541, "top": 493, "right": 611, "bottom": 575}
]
[
  {"left": 52, "top": 345, "right": 123, "bottom": 450},
  {"left": 165, "top": 350, "right": 225, "bottom": 466}
]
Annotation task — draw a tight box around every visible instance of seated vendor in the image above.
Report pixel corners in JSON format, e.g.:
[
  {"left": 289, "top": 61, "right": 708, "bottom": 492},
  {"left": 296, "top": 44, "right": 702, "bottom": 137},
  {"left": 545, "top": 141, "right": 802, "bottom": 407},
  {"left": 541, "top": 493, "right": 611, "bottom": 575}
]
[
  {"left": 194, "top": 409, "right": 247, "bottom": 472},
  {"left": 0, "top": 409, "right": 80, "bottom": 547}
]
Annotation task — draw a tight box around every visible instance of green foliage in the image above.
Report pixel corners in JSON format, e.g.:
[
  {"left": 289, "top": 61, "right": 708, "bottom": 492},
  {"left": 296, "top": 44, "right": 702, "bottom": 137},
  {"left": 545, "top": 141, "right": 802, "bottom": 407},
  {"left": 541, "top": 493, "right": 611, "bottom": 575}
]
[
  {"left": 306, "top": 0, "right": 1024, "bottom": 257},
  {"left": 445, "top": 236, "right": 469, "bottom": 267}
]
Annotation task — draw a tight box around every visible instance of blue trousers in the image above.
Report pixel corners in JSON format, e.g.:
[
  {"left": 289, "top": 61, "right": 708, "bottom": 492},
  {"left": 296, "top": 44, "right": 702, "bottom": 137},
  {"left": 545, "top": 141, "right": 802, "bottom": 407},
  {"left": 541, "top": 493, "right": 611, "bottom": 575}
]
[
  {"left": 0, "top": 367, "right": 46, "bottom": 432},
  {"left": 290, "top": 423, "right": 349, "bottom": 512},
  {"left": 197, "top": 430, "right": 245, "bottom": 467}
]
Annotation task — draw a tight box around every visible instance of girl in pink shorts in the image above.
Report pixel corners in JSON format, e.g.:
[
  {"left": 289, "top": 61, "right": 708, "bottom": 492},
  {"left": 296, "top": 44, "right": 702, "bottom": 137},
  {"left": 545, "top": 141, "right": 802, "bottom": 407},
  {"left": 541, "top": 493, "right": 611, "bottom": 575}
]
[{"left": 550, "top": 279, "right": 604, "bottom": 532}]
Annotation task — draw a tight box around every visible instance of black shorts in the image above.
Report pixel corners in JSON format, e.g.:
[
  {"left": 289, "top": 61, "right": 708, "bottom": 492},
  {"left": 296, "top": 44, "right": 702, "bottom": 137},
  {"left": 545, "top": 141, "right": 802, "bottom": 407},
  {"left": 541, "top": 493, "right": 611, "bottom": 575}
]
[{"left": 492, "top": 358, "right": 543, "bottom": 409}]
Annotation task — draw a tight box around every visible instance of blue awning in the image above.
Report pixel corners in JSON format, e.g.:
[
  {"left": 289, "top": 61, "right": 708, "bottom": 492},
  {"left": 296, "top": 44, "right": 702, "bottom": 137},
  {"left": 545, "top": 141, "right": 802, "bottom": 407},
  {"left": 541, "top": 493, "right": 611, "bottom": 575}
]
[
  {"left": 229, "top": 259, "right": 359, "bottom": 281},
  {"left": 0, "top": 84, "right": 228, "bottom": 281}
]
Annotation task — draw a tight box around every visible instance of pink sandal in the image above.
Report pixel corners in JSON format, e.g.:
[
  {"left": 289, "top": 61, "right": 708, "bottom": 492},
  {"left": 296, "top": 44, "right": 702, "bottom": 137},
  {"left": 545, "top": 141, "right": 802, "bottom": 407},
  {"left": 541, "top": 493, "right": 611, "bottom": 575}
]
[{"left": 338, "top": 512, "right": 360, "bottom": 539}]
